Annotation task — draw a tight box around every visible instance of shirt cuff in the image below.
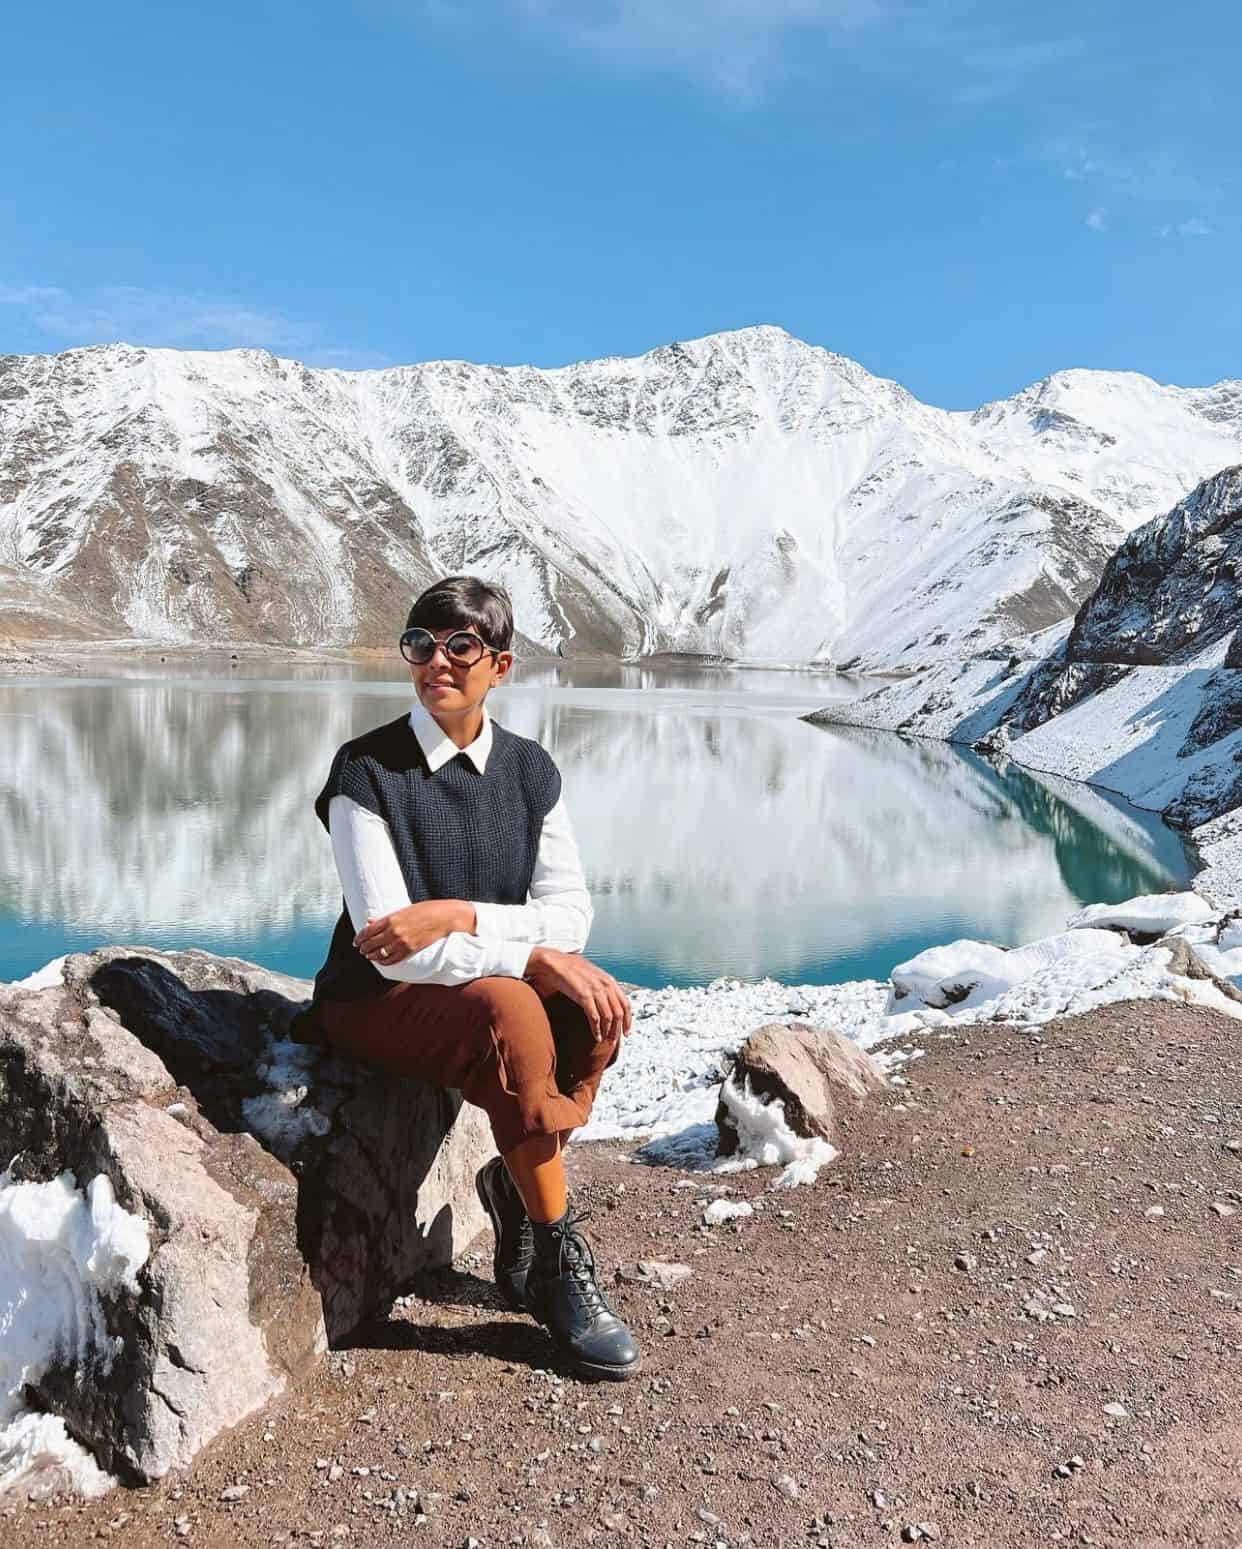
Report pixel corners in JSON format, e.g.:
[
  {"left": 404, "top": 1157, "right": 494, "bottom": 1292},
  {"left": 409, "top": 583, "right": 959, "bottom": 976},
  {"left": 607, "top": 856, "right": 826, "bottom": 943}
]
[{"left": 491, "top": 940, "right": 533, "bottom": 979}]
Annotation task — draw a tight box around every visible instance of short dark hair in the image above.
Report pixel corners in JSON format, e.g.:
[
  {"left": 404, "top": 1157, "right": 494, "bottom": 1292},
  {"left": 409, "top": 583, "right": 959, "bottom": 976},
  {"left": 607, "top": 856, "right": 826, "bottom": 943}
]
[{"left": 406, "top": 576, "right": 514, "bottom": 651}]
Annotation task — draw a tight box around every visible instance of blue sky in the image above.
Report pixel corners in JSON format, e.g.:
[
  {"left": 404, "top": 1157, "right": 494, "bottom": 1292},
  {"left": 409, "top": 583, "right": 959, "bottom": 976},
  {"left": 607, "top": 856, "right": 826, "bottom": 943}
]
[{"left": 0, "top": 0, "right": 1235, "bottom": 405}]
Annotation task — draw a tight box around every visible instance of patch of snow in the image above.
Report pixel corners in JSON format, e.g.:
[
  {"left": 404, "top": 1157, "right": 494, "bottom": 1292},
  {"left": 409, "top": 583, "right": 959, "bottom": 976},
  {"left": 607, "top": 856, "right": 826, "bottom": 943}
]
[
  {"left": 1067, "top": 891, "right": 1218, "bottom": 935},
  {"left": 889, "top": 929, "right": 1133, "bottom": 1013},
  {"left": 9, "top": 958, "right": 66, "bottom": 990},
  {"left": 716, "top": 1077, "right": 837, "bottom": 1189},
  {"left": 240, "top": 1040, "right": 332, "bottom": 1153},
  {"left": 0, "top": 1169, "right": 150, "bottom": 1498}
]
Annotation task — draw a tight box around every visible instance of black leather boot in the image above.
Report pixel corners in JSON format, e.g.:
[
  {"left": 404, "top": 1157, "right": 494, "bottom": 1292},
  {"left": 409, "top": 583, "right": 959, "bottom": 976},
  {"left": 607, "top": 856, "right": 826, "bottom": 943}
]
[
  {"left": 526, "top": 1212, "right": 642, "bottom": 1381},
  {"left": 475, "top": 1157, "right": 534, "bottom": 1312}
]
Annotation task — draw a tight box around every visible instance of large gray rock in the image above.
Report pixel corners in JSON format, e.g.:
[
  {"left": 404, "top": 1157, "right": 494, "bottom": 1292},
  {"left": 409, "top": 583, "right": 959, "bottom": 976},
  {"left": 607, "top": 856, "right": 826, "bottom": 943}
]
[
  {"left": 715, "top": 1021, "right": 887, "bottom": 1156},
  {"left": 0, "top": 946, "right": 491, "bottom": 1484}
]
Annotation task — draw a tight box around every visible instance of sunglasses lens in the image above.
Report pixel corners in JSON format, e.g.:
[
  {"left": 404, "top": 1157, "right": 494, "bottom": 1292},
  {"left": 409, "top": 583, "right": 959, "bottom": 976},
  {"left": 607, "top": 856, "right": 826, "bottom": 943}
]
[
  {"left": 445, "top": 632, "right": 484, "bottom": 664},
  {"left": 400, "top": 629, "right": 436, "bottom": 663}
]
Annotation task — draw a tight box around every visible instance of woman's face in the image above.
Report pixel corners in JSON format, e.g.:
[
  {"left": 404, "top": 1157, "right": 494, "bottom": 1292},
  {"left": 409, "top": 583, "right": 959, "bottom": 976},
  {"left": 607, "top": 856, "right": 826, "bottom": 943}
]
[{"left": 408, "top": 627, "right": 513, "bottom": 724}]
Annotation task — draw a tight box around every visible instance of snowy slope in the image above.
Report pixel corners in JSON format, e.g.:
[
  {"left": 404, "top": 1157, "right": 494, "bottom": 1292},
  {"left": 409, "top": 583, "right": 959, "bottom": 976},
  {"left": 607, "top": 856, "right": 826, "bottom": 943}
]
[
  {"left": 2, "top": 329, "right": 1241, "bottom": 668},
  {"left": 809, "top": 467, "right": 1242, "bottom": 899}
]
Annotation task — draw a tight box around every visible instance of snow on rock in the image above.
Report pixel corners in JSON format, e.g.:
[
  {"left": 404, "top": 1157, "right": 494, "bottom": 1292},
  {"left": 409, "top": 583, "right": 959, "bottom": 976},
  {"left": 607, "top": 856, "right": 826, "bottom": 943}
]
[
  {"left": 0, "top": 1170, "right": 150, "bottom": 1498},
  {"left": 1067, "top": 892, "right": 1218, "bottom": 936},
  {"left": 241, "top": 1041, "right": 333, "bottom": 1150},
  {"left": 580, "top": 976, "right": 892, "bottom": 1147},
  {"left": 715, "top": 1078, "right": 838, "bottom": 1189},
  {"left": 10, "top": 958, "right": 66, "bottom": 991},
  {"left": 889, "top": 929, "right": 1130, "bottom": 1012}
]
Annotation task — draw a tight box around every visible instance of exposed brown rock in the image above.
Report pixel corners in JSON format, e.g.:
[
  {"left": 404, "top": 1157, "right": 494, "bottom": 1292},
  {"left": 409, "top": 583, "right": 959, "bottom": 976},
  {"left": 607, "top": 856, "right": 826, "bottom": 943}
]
[{"left": 714, "top": 1020, "right": 887, "bottom": 1155}]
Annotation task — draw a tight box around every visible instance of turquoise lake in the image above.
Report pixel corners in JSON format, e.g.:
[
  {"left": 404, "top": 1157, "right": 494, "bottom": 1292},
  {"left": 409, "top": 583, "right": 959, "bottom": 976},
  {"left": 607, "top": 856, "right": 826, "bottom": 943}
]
[{"left": 0, "top": 660, "right": 1194, "bottom": 988}]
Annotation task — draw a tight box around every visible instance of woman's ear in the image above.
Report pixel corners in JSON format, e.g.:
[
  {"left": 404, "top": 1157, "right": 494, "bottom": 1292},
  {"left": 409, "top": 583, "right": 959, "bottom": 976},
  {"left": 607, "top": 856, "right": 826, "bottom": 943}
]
[{"left": 491, "top": 650, "right": 515, "bottom": 686}]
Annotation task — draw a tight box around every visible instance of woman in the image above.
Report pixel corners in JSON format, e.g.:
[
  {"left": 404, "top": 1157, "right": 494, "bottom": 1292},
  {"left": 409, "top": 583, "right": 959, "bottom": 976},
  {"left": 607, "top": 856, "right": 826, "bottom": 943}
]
[{"left": 306, "top": 575, "right": 640, "bottom": 1381}]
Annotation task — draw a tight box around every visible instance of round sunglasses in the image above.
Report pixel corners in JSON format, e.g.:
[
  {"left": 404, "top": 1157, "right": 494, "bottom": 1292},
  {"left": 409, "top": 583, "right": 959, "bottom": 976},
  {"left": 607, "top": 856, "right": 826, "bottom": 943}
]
[{"left": 399, "top": 626, "right": 501, "bottom": 668}]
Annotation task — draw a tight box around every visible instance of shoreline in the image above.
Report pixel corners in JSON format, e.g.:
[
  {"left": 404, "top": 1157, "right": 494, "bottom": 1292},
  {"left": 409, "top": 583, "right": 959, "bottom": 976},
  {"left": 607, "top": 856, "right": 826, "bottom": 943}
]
[
  {"left": 804, "top": 662, "right": 1242, "bottom": 916},
  {"left": 0, "top": 634, "right": 903, "bottom": 681}
]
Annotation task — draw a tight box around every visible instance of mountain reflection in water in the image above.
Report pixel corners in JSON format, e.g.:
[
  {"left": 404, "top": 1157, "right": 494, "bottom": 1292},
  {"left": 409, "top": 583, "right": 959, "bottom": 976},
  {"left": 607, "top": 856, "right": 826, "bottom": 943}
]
[{"left": 0, "top": 667, "right": 1192, "bottom": 986}]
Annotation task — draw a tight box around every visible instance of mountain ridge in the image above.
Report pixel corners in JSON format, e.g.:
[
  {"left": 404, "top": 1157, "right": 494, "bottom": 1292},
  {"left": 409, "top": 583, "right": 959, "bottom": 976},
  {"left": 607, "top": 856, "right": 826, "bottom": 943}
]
[{"left": 3, "top": 327, "right": 1241, "bottom": 667}]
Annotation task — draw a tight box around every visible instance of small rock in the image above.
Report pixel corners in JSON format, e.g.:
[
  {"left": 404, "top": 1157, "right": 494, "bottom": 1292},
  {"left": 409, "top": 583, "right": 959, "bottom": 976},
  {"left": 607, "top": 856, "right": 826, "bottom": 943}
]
[
  {"left": 1210, "top": 1202, "right": 1237, "bottom": 1218},
  {"left": 704, "top": 1200, "right": 754, "bottom": 1227},
  {"left": 1051, "top": 1302, "right": 1076, "bottom": 1319},
  {"left": 1103, "top": 1402, "right": 1129, "bottom": 1419},
  {"left": 219, "top": 1486, "right": 249, "bottom": 1503},
  {"left": 954, "top": 1253, "right": 978, "bottom": 1273},
  {"left": 772, "top": 1473, "right": 799, "bottom": 1499},
  {"left": 1144, "top": 1206, "right": 1165, "bottom": 1220},
  {"left": 636, "top": 1260, "right": 693, "bottom": 1290}
]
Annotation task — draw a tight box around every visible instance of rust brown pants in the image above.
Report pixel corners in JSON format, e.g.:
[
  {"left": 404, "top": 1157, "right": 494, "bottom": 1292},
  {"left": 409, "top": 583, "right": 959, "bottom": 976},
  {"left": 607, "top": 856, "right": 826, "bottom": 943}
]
[{"left": 313, "top": 977, "right": 620, "bottom": 1156}]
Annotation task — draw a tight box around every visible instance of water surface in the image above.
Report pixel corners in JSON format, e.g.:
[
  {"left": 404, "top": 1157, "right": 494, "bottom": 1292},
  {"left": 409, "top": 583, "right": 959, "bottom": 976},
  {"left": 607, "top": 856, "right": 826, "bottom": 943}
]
[{"left": 0, "top": 662, "right": 1193, "bottom": 986}]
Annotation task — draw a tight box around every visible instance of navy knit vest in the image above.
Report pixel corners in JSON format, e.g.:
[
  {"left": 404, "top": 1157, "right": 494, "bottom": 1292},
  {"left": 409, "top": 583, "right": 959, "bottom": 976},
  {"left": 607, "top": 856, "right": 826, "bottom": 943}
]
[{"left": 311, "top": 714, "right": 562, "bottom": 1002}]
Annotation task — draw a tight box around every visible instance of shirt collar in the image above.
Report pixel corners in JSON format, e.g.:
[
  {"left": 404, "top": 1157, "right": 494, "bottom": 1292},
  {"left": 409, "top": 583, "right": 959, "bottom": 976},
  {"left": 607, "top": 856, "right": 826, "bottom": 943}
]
[{"left": 408, "top": 701, "right": 493, "bottom": 774}]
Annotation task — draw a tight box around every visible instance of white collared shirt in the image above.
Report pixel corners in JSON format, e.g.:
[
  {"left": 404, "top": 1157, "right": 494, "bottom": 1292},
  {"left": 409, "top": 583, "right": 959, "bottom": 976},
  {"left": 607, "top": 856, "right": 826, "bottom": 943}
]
[{"left": 327, "top": 702, "right": 593, "bottom": 986}]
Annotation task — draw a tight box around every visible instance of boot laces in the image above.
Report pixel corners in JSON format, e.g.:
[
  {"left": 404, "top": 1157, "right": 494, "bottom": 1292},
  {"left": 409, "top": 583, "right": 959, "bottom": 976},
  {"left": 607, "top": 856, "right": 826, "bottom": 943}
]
[{"left": 555, "top": 1212, "right": 610, "bottom": 1316}]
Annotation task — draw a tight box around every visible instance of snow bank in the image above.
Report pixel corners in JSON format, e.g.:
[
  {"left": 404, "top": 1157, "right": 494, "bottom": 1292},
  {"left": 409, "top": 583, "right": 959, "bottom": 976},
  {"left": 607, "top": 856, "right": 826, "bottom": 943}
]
[
  {"left": 1067, "top": 891, "right": 1217, "bottom": 935},
  {"left": 889, "top": 929, "right": 1125, "bottom": 1011},
  {"left": 0, "top": 1170, "right": 150, "bottom": 1498}
]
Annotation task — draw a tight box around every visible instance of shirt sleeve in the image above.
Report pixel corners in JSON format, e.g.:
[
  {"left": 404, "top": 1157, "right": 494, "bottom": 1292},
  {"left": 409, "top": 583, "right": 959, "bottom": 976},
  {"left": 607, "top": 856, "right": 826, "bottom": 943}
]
[
  {"left": 471, "top": 797, "right": 594, "bottom": 951},
  {"left": 327, "top": 795, "right": 531, "bottom": 985}
]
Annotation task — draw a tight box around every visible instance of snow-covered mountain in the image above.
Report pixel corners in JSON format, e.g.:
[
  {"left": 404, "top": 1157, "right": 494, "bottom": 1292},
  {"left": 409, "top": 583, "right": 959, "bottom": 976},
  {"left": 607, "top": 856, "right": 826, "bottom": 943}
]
[
  {"left": 3, "top": 327, "right": 1241, "bottom": 668},
  {"left": 811, "top": 467, "right": 1242, "bottom": 854}
]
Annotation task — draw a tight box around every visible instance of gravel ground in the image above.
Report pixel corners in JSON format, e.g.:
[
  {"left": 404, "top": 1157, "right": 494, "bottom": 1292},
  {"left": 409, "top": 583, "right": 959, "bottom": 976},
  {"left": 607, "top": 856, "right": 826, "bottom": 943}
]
[{"left": 5, "top": 999, "right": 1241, "bottom": 1549}]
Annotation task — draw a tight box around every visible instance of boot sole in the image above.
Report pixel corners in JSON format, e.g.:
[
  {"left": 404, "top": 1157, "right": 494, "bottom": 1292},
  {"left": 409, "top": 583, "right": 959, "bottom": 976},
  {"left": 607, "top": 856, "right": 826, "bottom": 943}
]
[
  {"left": 564, "top": 1350, "right": 643, "bottom": 1383},
  {"left": 475, "top": 1168, "right": 530, "bottom": 1314}
]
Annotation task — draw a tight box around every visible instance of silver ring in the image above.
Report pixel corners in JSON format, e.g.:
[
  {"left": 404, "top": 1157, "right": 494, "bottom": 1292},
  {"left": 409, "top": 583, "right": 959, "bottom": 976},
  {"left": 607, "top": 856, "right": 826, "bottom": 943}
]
[{"left": 379, "top": 946, "right": 389, "bottom": 960}]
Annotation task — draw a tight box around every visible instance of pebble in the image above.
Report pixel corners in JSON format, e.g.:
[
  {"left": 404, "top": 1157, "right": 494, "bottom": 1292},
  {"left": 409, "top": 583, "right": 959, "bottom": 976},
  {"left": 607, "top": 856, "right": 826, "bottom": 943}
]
[
  {"left": 1103, "top": 1402, "right": 1129, "bottom": 1419},
  {"left": 772, "top": 1473, "right": 799, "bottom": 1499},
  {"left": 954, "top": 1253, "right": 978, "bottom": 1272},
  {"left": 1144, "top": 1206, "right": 1165, "bottom": 1219},
  {"left": 636, "top": 1260, "right": 693, "bottom": 1289},
  {"left": 1211, "top": 1202, "right": 1237, "bottom": 1218},
  {"left": 219, "top": 1486, "right": 249, "bottom": 1503}
]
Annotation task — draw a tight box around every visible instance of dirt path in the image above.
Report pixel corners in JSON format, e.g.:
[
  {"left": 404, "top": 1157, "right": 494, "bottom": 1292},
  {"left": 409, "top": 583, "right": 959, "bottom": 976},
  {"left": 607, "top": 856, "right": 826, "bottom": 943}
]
[{"left": 6, "top": 1000, "right": 1241, "bottom": 1549}]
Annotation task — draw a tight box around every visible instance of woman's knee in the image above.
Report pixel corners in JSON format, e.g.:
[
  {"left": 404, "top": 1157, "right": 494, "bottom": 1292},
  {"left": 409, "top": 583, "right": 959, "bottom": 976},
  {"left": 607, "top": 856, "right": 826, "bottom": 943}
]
[{"left": 464, "top": 975, "right": 548, "bottom": 1029}]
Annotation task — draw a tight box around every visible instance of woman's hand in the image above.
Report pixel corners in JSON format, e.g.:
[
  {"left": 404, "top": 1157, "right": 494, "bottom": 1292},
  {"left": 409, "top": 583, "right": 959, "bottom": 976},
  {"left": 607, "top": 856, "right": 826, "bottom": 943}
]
[
  {"left": 524, "top": 947, "right": 632, "bottom": 1044},
  {"left": 354, "top": 901, "right": 475, "bottom": 966}
]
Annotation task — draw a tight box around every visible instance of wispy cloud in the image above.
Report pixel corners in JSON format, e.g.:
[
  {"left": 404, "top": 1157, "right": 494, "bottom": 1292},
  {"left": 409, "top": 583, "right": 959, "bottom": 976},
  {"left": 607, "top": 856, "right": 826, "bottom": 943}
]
[
  {"left": 1042, "top": 136, "right": 1219, "bottom": 239},
  {"left": 421, "top": 0, "right": 891, "bottom": 95},
  {"left": 1155, "top": 216, "right": 1216, "bottom": 239},
  {"left": 0, "top": 282, "right": 388, "bottom": 366},
  {"left": 1046, "top": 138, "right": 1217, "bottom": 204}
]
